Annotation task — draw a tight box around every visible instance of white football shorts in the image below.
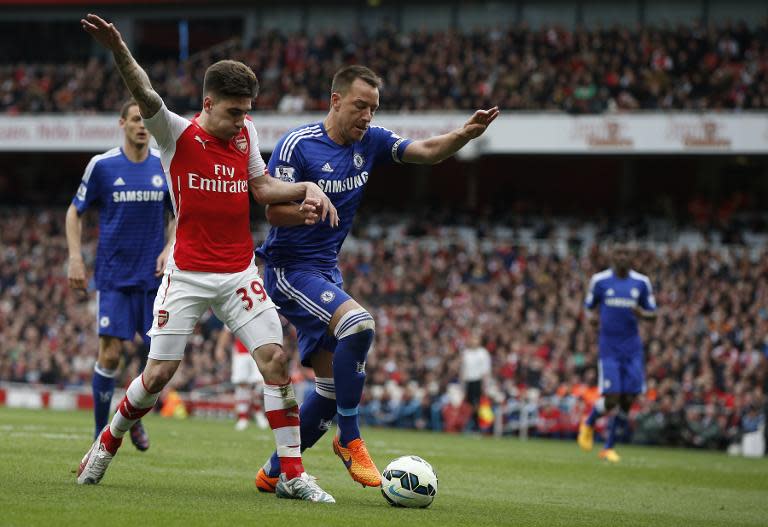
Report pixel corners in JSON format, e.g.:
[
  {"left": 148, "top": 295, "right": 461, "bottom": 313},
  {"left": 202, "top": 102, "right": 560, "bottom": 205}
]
[{"left": 147, "top": 263, "right": 281, "bottom": 360}]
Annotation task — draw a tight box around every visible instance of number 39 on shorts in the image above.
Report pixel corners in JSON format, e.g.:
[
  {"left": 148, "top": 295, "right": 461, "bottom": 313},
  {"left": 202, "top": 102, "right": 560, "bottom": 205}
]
[{"left": 236, "top": 280, "right": 267, "bottom": 310}]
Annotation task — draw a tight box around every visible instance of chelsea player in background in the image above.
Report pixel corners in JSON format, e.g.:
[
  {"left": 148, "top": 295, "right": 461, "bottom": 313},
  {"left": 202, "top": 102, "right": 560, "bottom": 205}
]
[
  {"left": 66, "top": 99, "right": 175, "bottom": 450},
  {"left": 254, "top": 65, "right": 498, "bottom": 491},
  {"left": 578, "top": 243, "right": 657, "bottom": 462}
]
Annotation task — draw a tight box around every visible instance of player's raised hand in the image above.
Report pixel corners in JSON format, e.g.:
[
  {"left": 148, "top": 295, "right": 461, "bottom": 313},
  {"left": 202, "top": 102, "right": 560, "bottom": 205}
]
[
  {"left": 460, "top": 106, "right": 500, "bottom": 140},
  {"left": 68, "top": 256, "right": 87, "bottom": 295},
  {"left": 304, "top": 183, "right": 339, "bottom": 228},
  {"left": 81, "top": 13, "right": 124, "bottom": 51}
]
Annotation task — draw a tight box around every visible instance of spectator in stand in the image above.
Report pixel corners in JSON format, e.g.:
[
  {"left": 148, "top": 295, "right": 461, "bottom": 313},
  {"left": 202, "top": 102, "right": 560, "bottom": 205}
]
[
  {"left": 362, "top": 385, "right": 398, "bottom": 428},
  {"left": 2, "top": 20, "right": 767, "bottom": 114},
  {"left": 460, "top": 331, "right": 492, "bottom": 430},
  {"left": 396, "top": 383, "right": 423, "bottom": 429},
  {"left": 2, "top": 208, "right": 767, "bottom": 451},
  {"left": 442, "top": 384, "right": 473, "bottom": 433}
]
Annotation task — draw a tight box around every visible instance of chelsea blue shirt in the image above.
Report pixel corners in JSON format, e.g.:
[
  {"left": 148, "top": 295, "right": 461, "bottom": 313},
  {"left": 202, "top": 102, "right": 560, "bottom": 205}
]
[
  {"left": 257, "top": 122, "right": 412, "bottom": 271},
  {"left": 72, "top": 147, "right": 170, "bottom": 290},
  {"left": 585, "top": 268, "right": 657, "bottom": 354}
]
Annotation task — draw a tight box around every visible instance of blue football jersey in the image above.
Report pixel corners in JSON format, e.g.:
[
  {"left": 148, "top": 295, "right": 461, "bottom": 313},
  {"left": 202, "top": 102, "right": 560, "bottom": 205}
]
[
  {"left": 585, "top": 268, "right": 656, "bottom": 347},
  {"left": 72, "top": 147, "right": 170, "bottom": 290},
  {"left": 257, "top": 122, "right": 412, "bottom": 270}
]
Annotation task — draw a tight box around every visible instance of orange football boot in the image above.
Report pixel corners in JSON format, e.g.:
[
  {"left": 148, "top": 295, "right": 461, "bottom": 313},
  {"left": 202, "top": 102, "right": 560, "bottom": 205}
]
[
  {"left": 255, "top": 467, "right": 279, "bottom": 493},
  {"left": 332, "top": 435, "right": 382, "bottom": 487},
  {"left": 598, "top": 448, "right": 621, "bottom": 463}
]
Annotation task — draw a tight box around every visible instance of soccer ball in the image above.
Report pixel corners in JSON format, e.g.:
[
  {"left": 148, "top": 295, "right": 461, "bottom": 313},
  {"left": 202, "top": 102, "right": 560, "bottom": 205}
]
[{"left": 380, "top": 455, "right": 438, "bottom": 508}]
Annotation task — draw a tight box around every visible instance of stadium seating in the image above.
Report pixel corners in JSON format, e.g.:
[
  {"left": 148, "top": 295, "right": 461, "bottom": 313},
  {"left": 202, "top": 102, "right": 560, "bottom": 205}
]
[
  {"left": 1, "top": 207, "right": 765, "bottom": 450},
  {"left": 1, "top": 20, "right": 767, "bottom": 114}
]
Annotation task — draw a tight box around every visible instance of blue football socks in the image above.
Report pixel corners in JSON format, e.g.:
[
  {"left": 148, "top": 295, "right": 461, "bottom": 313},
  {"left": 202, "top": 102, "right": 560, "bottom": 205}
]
[
  {"left": 333, "top": 327, "right": 373, "bottom": 446},
  {"left": 92, "top": 364, "right": 117, "bottom": 438},
  {"left": 604, "top": 411, "right": 627, "bottom": 450}
]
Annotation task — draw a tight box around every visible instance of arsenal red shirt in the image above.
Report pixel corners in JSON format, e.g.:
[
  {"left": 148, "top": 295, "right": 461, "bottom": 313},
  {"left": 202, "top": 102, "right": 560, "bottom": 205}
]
[{"left": 144, "top": 104, "right": 265, "bottom": 273}]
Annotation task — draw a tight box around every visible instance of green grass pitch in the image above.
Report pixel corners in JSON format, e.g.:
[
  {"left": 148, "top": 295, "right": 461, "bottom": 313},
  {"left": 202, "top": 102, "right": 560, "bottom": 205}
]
[{"left": 1, "top": 408, "right": 766, "bottom": 527}]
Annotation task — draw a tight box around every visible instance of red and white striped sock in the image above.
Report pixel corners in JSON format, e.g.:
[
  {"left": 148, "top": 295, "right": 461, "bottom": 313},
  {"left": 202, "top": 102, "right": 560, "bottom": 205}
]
[
  {"left": 108, "top": 375, "right": 159, "bottom": 446},
  {"left": 263, "top": 383, "right": 303, "bottom": 480},
  {"left": 234, "top": 386, "right": 251, "bottom": 422}
]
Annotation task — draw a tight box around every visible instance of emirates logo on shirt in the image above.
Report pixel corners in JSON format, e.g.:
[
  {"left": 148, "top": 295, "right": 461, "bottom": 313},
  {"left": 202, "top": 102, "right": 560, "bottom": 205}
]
[{"left": 234, "top": 136, "right": 248, "bottom": 154}]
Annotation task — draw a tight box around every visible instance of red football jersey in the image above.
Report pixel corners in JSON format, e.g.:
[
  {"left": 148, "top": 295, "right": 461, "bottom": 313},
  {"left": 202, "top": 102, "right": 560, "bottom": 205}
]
[{"left": 144, "top": 104, "right": 265, "bottom": 273}]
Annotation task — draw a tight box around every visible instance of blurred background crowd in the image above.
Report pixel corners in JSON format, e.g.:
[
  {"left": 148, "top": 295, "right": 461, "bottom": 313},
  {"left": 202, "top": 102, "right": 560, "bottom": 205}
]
[
  {"left": 2, "top": 20, "right": 768, "bottom": 115},
  {"left": 2, "top": 206, "right": 766, "bottom": 450}
]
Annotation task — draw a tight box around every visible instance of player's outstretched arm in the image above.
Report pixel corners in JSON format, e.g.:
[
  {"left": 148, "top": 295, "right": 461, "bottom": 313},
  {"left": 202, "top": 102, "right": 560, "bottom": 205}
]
[
  {"left": 402, "top": 106, "right": 499, "bottom": 165},
  {"left": 81, "top": 14, "right": 162, "bottom": 118}
]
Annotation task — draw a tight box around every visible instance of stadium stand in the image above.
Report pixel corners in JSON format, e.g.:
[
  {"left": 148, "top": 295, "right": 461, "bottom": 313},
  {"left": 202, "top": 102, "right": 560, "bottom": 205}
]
[
  {"left": 1, "top": 206, "right": 766, "bottom": 450},
  {"left": 2, "top": 20, "right": 767, "bottom": 114}
]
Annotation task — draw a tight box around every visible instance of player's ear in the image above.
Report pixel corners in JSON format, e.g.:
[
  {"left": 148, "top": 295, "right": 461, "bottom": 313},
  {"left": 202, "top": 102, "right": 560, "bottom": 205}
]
[
  {"left": 203, "top": 94, "right": 214, "bottom": 113},
  {"left": 330, "top": 92, "right": 341, "bottom": 111}
]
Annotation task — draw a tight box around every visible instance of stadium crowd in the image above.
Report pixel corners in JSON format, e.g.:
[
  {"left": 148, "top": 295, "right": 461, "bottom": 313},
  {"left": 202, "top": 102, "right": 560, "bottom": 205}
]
[
  {"left": 2, "top": 20, "right": 768, "bottom": 114},
  {"left": 1, "top": 206, "right": 766, "bottom": 451}
]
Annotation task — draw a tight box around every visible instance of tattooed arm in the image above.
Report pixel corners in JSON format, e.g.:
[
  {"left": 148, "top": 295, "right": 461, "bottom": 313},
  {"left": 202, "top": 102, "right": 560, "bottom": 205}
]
[{"left": 81, "top": 14, "right": 162, "bottom": 118}]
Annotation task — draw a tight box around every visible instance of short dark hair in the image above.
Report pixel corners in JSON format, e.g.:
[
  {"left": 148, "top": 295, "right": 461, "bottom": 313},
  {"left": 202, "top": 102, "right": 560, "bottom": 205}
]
[
  {"left": 120, "top": 99, "right": 138, "bottom": 119},
  {"left": 331, "top": 65, "right": 381, "bottom": 95},
  {"left": 203, "top": 60, "right": 259, "bottom": 99}
]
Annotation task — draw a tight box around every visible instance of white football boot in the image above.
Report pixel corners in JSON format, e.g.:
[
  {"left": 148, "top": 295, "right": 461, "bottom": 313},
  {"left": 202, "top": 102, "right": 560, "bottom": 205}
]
[
  {"left": 275, "top": 472, "right": 336, "bottom": 503},
  {"left": 77, "top": 427, "right": 115, "bottom": 485}
]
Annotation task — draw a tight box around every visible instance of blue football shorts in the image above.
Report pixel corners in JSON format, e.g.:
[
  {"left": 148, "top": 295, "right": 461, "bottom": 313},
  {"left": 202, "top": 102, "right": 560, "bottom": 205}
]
[
  {"left": 97, "top": 288, "right": 157, "bottom": 345},
  {"left": 597, "top": 344, "right": 645, "bottom": 395},
  {"left": 263, "top": 266, "right": 351, "bottom": 366}
]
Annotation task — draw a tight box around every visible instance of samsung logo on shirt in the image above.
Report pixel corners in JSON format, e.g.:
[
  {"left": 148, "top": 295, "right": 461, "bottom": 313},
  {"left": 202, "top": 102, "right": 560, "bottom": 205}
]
[
  {"left": 318, "top": 171, "right": 369, "bottom": 194},
  {"left": 604, "top": 297, "right": 637, "bottom": 308},
  {"left": 112, "top": 190, "right": 165, "bottom": 203}
]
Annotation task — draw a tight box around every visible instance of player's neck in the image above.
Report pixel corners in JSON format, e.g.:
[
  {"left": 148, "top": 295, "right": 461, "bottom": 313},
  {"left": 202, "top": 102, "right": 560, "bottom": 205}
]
[
  {"left": 614, "top": 268, "right": 629, "bottom": 278},
  {"left": 123, "top": 142, "right": 149, "bottom": 163},
  {"left": 196, "top": 113, "right": 214, "bottom": 139},
  {"left": 323, "top": 115, "right": 349, "bottom": 145}
]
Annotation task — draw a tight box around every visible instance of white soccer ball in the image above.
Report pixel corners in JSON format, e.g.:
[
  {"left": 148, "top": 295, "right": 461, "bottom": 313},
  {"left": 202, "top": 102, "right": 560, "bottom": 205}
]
[{"left": 380, "top": 455, "right": 438, "bottom": 508}]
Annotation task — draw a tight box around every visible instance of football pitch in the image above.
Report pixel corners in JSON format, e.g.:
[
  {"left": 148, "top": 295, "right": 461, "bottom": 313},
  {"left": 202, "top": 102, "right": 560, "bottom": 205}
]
[{"left": 1, "top": 408, "right": 766, "bottom": 527}]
